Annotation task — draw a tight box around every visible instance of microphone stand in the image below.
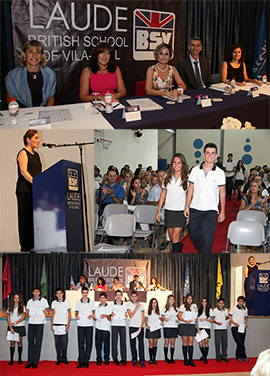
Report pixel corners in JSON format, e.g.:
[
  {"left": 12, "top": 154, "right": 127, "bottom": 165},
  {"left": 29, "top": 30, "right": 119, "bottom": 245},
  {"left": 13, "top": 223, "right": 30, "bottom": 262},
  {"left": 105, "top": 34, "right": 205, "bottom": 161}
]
[{"left": 44, "top": 141, "right": 94, "bottom": 253}]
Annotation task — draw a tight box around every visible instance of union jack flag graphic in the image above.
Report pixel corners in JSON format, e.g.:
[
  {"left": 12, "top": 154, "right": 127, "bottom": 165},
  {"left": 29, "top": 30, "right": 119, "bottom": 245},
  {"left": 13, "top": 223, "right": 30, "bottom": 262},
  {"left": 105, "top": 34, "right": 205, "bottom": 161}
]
[
  {"left": 126, "top": 267, "right": 146, "bottom": 288},
  {"left": 133, "top": 9, "right": 175, "bottom": 61}
]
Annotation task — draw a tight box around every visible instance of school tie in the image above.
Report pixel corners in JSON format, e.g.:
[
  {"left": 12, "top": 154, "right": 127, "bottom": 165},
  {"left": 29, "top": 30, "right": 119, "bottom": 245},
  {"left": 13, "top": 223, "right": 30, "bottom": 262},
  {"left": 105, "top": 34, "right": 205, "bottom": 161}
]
[{"left": 193, "top": 61, "right": 203, "bottom": 88}]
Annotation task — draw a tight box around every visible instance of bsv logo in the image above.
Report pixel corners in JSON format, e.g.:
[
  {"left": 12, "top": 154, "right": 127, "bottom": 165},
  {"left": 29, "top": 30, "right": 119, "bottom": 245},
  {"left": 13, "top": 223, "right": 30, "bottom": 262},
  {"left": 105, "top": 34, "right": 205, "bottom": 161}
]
[
  {"left": 133, "top": 9, "right": 175, "bottom": 60},
  {"left": 259, "top": 273, "right": 269, "bottom": 284}
]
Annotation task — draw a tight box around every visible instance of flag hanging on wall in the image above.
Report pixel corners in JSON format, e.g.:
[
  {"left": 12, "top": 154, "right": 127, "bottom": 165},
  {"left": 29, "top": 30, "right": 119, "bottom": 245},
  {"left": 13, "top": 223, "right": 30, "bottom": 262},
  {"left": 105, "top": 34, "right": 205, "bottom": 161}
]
[
  {"left": 2, "top": 254, "right": 12, "bottom": 300},
  {"left": 216, "top": 257, "right": 223, "bottom": 300},
  {"left": 183, "top": 258, "right": 190, "bottom": 297},
  {"left": 40, "top": 257, "right": 47, "bottom": 298},
  {"left": 253, "top": 6, "right": 266, "bottom": 79}
]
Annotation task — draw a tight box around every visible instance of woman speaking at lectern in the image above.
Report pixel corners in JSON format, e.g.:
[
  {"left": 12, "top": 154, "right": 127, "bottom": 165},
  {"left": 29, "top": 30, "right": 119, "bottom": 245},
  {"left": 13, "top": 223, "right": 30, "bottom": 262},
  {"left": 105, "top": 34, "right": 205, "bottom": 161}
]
[{"left": 16, "top": 130, "right": 42, "bottom": 252}]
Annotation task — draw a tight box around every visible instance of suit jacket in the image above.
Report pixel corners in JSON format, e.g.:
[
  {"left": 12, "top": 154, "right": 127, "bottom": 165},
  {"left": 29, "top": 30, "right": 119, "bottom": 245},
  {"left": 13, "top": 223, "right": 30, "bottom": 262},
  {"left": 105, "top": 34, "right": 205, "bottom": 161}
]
[
  {"left": 177, "top": 56, "right": 213, "bottom": 90},
  {"left": 129, "top": 280, "right": 144, "bottom": 291}
]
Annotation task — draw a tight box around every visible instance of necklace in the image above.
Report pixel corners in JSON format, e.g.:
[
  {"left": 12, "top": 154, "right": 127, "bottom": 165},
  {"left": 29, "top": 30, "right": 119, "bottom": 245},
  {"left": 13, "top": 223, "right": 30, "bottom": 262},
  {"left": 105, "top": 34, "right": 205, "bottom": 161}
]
[
  {"left": 157, "top": 63, "right": 168, "bottom": 72},
  {"left": 28, "top": 71, "right": 40, "bottom": 80}
]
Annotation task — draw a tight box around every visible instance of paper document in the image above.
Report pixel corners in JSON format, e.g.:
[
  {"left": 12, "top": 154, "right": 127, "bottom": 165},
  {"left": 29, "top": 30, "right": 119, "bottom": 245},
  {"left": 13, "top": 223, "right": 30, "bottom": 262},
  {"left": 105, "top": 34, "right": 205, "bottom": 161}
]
[
  {"left": 39, "top": 109, "right": 74, "bottom": 122},
  {"left": 238, "top": 324, "right": 245, "bottom": 333},
  {"left": 127, "top": 98, "right": 163, "bottom": 111},
  {"left": 53, "top": 326, "right": 66, "bottom": 335},
  {"left": 195, "top": 329, "right": 209, "bottom": 343},
  {"left": 29, "top": 307, "right": 43, "bottom": 317},
  {"left": 113, "top": 313, "right": 126, "bottom": 321},
  {"left": 6, "top": 331, "right": 19, "bottom": 342},
  {"left": 168, "top": 313, "right": 177, "bottom": 322},
  {"left": 219, "top": 319, "right": 230, "bottom": 329},
  {"left": 77, "top": 315, "right": 91, "bottom": 325},
  {"left": 183, "top": 311, "right": 197, "bottom": 323},
  {"left": 149, "top": 320, "right": 162, "bottom": 332},
  {"left": 131, "top": 329, "right": 141, "bottom": 339}
]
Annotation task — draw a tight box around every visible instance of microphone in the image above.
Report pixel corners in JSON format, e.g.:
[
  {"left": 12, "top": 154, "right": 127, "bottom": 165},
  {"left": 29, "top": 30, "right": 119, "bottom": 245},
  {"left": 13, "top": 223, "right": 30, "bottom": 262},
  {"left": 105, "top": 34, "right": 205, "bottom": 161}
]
[{"left": 42, "top": 143, "right": 58, "bottom": 148}]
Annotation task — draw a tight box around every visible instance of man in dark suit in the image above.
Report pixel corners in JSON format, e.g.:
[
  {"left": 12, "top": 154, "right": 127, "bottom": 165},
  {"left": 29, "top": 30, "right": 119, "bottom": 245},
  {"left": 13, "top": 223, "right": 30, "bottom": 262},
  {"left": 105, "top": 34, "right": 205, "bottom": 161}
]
[
  {"left": 129, "top": 275, "right": 145, "bottom": 291},
  {"left": 177, "top": 37, "right": 213, "bottom": 90}
]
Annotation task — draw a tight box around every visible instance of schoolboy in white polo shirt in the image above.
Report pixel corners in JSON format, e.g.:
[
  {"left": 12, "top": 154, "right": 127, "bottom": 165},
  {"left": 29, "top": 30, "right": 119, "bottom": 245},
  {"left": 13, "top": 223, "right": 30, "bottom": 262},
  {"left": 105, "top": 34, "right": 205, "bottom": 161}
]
[
  {"left": 184, "top": 143, "right": 226, "bottom": 253},
  {"left": 75, "top": 286, "right": 95, "bottom": 368},
  {"left": 94, "top": 292, "right": 112, "bottom": 366},
  {"left": 51, "top": 287, "right": 71, "bottom": 365},
  {"left": 25, "top": 286, "right": 49, "bottom": 369},
  {"left": 110, "top": 290, "right": 128, "bottom": 365},
  {"left": 212, "top": 298, "right": 230, "bottom": 363},
  {"left": 229, "top": 296, "right": 249, "bottom": 362},
  {"left": 127, "top": 291, "right": 145, "bottom": 368}
]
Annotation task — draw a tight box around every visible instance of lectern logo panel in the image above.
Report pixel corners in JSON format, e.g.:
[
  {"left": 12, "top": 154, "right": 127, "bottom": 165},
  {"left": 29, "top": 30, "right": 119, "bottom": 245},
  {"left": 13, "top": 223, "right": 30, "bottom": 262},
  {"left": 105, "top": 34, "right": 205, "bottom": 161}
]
[
  {"left": 68, "top": 169, "right": 78, "bottom": 191},
  {"left": 259, "top": 273, "right": 269, "bottom": 284}
]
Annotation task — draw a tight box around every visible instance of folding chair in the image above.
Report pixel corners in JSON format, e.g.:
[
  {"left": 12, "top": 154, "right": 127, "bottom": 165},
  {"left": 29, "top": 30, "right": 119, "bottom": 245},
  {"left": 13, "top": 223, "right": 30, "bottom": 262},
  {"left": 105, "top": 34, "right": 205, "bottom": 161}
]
[
  {"left": 133, "top": 205, "right": 159, "bottom": 253},
  {"left": 96, "top": 204, "right": 128, "bottom": 237}
]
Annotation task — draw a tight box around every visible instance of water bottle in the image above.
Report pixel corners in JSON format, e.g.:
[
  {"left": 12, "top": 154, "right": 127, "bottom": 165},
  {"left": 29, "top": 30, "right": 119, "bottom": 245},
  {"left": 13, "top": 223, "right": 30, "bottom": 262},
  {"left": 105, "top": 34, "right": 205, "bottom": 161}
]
[
  {"left": 230, "top": 78, "right": 236, "bottom": 94},
  {"left": 177, "top": 84, "right": 184, "bottom": 103},
  {"left": 8, "top": 98, "right": 19, "bottom": 124},
  {"left": 104, "top": 91, "right": 113, "bottom": 113},
  {"left": 262, "top": 75, "right": 267, "bottom": 87}
]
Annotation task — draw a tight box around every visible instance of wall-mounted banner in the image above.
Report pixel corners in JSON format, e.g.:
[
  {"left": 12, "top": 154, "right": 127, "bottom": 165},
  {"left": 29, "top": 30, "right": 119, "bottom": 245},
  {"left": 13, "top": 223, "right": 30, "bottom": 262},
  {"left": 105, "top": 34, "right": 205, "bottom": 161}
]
[
  {"left": 11, "top": 0, "right": 183, "bottom": 103},
  {"left": 84, "top": 258, "right": 151, "bottom": 290}
]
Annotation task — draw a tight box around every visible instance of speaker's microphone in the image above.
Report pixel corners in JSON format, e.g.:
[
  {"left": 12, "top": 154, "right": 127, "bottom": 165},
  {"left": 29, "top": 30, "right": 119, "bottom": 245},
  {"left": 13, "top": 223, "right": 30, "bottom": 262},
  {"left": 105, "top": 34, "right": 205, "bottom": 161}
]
[{"left": 42, "top": 143, "right": 58, "bottom": 148}]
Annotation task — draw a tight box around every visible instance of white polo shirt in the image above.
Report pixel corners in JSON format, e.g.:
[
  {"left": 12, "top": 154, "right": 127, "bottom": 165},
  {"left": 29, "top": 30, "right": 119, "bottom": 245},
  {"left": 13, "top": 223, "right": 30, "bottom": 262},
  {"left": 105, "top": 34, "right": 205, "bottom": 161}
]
[
  {"left": 26, "top": 298, "right": 49, "bottom": 324},
  {"left": 148, "top": 184, "right": 162, "bottom": 202},
  {"left": 51, "top": 300, "right": 71, "bottom": 325},
  {"left": 179, "top": 303, "right": 198, "bottom": 324},
  {"left": 7, "top": 306, "right": 26, "bottom": 327},
  {"left": 189, "top": 163, "right": 225, "bottom": 212},
  {"left": 161, "top": 306, "right": 178, "bottom": 328},
  {"left": 127, "top": 302, "right": 144, "bottom": 328},
  {"left": 110, "top": 301, "right": 127, "bottom": 327},
  {"left": 198, "top": 308, "right": 213, "bottom": 329},
  {"left": 224, "top": 160, "right": 236, "bottom": 178},
  {"left": 162, "top": 176, "right": 187, "bottom": 211},
  {"left": 75, "top": 298, "right": 95, "bottom": 327},
  {"left": 212, "top": 307, "right": 229, "bottom": 330},
  {"left": 95, "top": 303, "right": 112, "bottom": 331},
  {"left": 145, "top": 310, "right": 161, "bottom": 325},
  {"left": 229, "top": 305, "right": 248, "bottom": 327}
]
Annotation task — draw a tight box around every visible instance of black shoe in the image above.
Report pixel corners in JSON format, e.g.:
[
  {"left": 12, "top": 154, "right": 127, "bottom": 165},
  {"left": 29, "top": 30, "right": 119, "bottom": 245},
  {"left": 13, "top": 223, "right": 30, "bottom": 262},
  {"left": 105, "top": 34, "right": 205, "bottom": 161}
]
[
  {"left": 121, "top": 360, "right": 126, "bottom": 365},
  {"left": 84, "top": 362, "right": 89, "bottom": 368},
  {"left": 56, "top": 361, "right": 61, "bottom": 365},
  {"left": 149, "top": 360, "right": 153, "bottom": 365},
  {"left": 140, "top": 361, "right": 145, "bottom": 368},
  {"left": 9, "top": 361, "right": 14, "bottom": 366},
  {"left": 165, "top": 358, "right": 171, "bottom": 364},
  {"left": 32, "top": 363, "right": 38, "bottom": 369},
  {"left": 243, "top": 357, "right": 249, "bottom": 362},
  {"left": 199, "top": 356, "right": 204, "bottom": 361},
  {"left": 184, "top": 360, "right": 189, "bottom": 366},
  {"left": 132, "top": 360, "right": 137, "bottom": 366},
  {"left": 25, "top": 363, "right": 32, "bottom": 368},
  {"left": 189, "top": 360, "right": 196, "bottom": 367},
  {"left": 221, "top": 357, "right": 229, "bottom": 362},
  {"left": 204, "top": 358, "right": 208, "bottom": 364},
  {"left": 153, "top": 360, "right": 158, "bottom": 364},
  {"left": 216, "top": 358, "right": 221, "bottom": 362},
  {"left": 114, "top": 359, "right": 120, "bottom": 365},
  {"left": 77, "top": 363, "right": 83, "bottom": 368},
  {"left": 105, "top": 361, "right": 109, "bottom": 365},
  {"left": 96, "top": 361, "right": 102, "bottom": 366},
  {"left": 63, "top": 360, "right": 69, "bottom": 365},
  {"left": 160, "top": 240, "right": 169, "bottom": 250},
  {"left": 170, "top": 359, "right": 175, "bottom": 364},
  {"left": 147, "top": 235, "right": 153, "bottom": 248},
  {"left": 237, "top": 358, "right": 243, "bottom": 362},
  {"left": 18, "top": 360, "right": 23, "bottom": 365}
]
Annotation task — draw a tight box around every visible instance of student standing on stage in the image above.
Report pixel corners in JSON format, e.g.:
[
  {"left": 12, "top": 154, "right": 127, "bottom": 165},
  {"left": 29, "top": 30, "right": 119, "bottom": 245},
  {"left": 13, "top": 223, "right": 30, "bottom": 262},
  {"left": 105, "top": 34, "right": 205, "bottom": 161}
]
[
  {"left": 145, "top": 298, "right": 162, "bottom": 365},
  {"left": 197, "top": 297, "right": 213, "bottom": 364},
  {"left": 178, "top": 293, "right": 198, "bottom": 367},
  {"left": 94, "top": 292, "right": 112, "bottom": 366},
  {"left": 212, "top": 298, "right": 230, "bottom": 363},
  {"left": 110, "top": 290, "right": 127, "bottom": 365},
  {"left": 51, "top": 288, "right": 71, "bottom": 365},
  {"left": 75, "top": 286, "right": 95, "bottom": 368},
  {"left": 161, "top": 294, "right": 179, "bottom": 364},
  {"left": 184, "top": 143, "right": 226, "bottom": 253},
  {"left": 25, "top": 286, "right": 49, "bottom": 369},
  {"left": 6, "top": 293, "right": 26, "bottom": 365},
  {"left": 127, "top": 291, "right": 145, "bottom": 368},
  {"left": 229, "top": 296, "right": 249, "bottom": 362}
]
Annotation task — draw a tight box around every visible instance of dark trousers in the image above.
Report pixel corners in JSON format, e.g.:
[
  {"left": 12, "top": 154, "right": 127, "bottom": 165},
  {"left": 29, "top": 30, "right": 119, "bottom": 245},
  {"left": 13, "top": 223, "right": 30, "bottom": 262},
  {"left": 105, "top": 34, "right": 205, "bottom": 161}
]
[
  {"left": 226, "top": 177, "right": 234, "bottom": 199},
  {"left": 28, "top": 324, "right": 44, "bottom": 364},
  {"left": 112, "top": 326, "right": 126, "bottom": 361},
  {"left": 231, "top": 327, "right": 247, "bottom": 359},
  {"left": 77, "top": 326, "right": 93, "bottom": 363},
  {"left": 214, "top": 330, "right": 228, "bottom": 360},
  {"left": 54, "top": 325, "right": 68, "bottom": 362},
  {"left": 95, "top": 329, "right": 110, "bottom": 362},
  {"left": 129, "top": 327, "right": 145, "bottom": 362},
  {"left": 188, "top": 209, "right": 217, "bottom": 253},
  {"left": 16, "top": 191, "right": 34, "bottom": 251}
]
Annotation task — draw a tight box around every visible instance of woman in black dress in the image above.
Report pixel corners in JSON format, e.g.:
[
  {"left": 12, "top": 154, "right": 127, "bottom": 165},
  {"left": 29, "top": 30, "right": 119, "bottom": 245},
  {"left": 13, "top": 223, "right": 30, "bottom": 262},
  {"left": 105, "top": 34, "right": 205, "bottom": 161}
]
[{"left": 16, "top": 130, "right": 42, "bottom": 252}]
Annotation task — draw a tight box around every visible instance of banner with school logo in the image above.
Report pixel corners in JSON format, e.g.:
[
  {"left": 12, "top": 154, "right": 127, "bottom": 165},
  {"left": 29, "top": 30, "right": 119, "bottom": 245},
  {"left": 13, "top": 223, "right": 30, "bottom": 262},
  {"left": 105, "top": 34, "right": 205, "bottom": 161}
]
[
  {"left": 11, "top": 0, "right": 183, "bottom": 104},
  {"left": 84, "top": 258, "right": 151, "bottom": 290}
]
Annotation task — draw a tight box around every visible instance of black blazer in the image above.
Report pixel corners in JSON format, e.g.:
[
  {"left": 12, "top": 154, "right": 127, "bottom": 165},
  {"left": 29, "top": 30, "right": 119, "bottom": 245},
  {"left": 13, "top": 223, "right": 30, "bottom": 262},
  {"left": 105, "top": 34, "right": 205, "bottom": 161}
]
[
  {"left": 129, "top": 280, "right": 144, "bottom": 291},
  {"left": 177, "top": 56, "right": 213, "bottom": 90}
]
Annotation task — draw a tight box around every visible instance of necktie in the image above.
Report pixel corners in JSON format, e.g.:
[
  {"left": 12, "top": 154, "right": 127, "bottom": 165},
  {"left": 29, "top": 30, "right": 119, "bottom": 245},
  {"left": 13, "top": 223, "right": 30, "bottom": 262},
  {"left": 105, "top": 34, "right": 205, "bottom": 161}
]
[{"left": 193, "top": 61, "right": 203, "bottom": 88}]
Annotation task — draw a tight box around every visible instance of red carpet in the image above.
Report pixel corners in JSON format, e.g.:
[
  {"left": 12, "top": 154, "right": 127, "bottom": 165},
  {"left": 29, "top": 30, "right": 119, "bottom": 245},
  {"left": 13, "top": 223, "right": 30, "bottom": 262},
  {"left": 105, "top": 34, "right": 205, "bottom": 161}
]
[
  {"left": 0, "top": 358, "right": 256, "bottom": 375},
  {"left": 182, "top": 196, "right": 241, "bottom": 253}
]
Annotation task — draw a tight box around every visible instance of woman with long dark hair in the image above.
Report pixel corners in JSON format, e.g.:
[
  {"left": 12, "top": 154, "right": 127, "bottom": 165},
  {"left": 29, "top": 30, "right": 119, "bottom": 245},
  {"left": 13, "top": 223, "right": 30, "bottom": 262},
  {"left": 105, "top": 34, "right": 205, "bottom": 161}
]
[
  {"left": 127, "top": 176, "right": 148, "bottom": 205},
  {"left": 197, "top": 297, "right": 213, "bottom": 364},
  {"left": 234, "top": 160, "right": 246, "bottom": 201},
  {"left": 161, "top": 295, "right": 178, "bottom": 364},
  {"left": 16, "top": 130, "right": 42, "bottom": 252},
  {"left": 221, "top": 43, "right": 258, "bottom": 86},
  {"left": 7, "top": 293, "right": 26, "bottom": 365},
  {"left": 80, "top": 42, "right": 126, "bottom": 102},
  {"left": 95, "top": 277, "right": 108, "bottom": 291},
  {"left": 178, "top": 294, "right": 198, "bottom": 367},
  {"left": 156, "top": 153, "right": 188, "bottom": 253},
  {"left": 145, "top": 298, "right": 162, "bottom": 365}
]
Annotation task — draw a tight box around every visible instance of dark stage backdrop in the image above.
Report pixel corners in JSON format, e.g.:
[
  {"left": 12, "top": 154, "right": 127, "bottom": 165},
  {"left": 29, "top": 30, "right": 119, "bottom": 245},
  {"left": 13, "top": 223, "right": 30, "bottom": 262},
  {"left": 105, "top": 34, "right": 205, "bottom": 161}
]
[
  {"left": 1, "top": 0, "right": 269, "bottom": 109},
  {"left": 2, "top": 253, "right": 230, "bottom": 309}
]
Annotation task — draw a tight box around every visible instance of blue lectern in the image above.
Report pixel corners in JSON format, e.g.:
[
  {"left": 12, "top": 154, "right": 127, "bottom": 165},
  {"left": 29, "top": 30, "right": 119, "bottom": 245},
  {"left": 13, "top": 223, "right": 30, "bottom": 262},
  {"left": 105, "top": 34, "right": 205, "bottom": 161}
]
[
  {"left": 245, "top": 270, "right": 270, "bottom": 316},
  {"left": 33, "top": 159, "right": 85, "bottom": 252}
]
